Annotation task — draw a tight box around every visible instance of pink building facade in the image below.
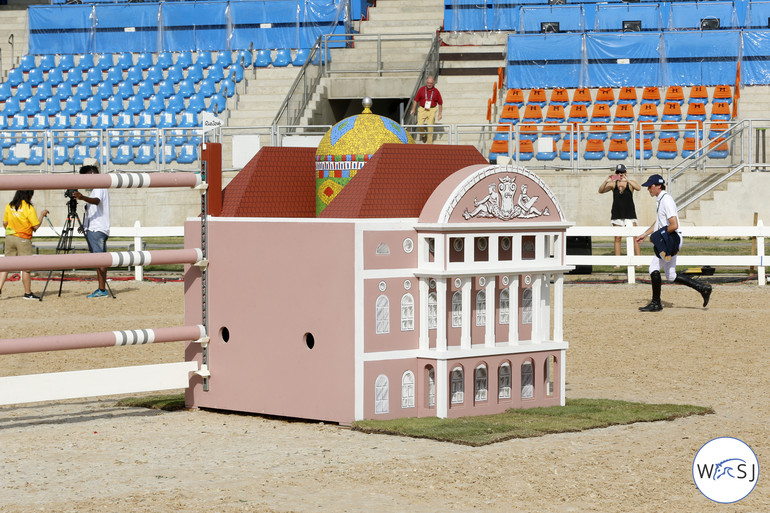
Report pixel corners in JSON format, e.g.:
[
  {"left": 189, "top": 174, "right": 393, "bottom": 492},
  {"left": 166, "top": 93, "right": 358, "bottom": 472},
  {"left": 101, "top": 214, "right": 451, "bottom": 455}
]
[{"left": 185, "top": 163, "right": 572, "bottom": 424}]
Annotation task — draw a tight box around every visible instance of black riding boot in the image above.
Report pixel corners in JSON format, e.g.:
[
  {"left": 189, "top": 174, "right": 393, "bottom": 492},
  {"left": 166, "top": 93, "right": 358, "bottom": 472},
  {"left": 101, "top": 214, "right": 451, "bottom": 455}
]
[
  {"left": 674, "top": 273, "right": 712, "bottom": 307},
  {"left": 639, "top": 270, "right": 663, "bottom": 312}
]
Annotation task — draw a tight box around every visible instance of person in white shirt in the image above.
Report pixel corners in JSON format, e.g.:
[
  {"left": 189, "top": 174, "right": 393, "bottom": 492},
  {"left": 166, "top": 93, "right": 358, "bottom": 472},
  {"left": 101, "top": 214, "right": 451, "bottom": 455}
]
[
  {"left": 635, "top": 174, "right": 712, "bottom": 312},
  {"left": 73, "top": 162, "right": 111, "bottom": 298}
]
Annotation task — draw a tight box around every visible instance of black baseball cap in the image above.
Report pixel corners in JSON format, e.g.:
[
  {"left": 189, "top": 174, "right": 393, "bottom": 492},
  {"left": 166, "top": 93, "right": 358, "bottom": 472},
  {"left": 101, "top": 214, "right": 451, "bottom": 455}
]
[
  {"left": 641, "top": 174, "right": 665, "bottom": 187},
  {"left": 615, "top": 164, "right": 627, "bottom": 173}
]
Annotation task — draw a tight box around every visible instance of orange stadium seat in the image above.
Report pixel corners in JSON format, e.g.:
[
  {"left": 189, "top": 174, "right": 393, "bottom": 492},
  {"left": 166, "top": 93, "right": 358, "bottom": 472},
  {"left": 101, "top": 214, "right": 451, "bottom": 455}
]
[
  {"left": 618, "top": 86, "right": 638, "bottom": 106},
  {"left": 614, "top": 103, "right": 634, "bottom": 123},
  {"left": 638, "top": 121, "right": 656, "bottom": 140},
  {"left": 712, "top": 85, "right": 732, "bottom": 104},
  {"left": 595, "top": 87, "right": 615, "bottom": 105},
  {"left": 523, "top": 104, "right": 543, "bottom": 122},
  {"left": 708, "top": 122, "right": 729, "bottom": 139},
  {"left": 549, "top": 88, "right": 569, "bottom": 106},
  {"left": 607, "top": 138, "right": 629, "bottom": 159},
  {"left": 665, "top": 86, "right": 684, "bottom": 105},
  {"left": 588, "top": 122, "right": 608, "bottom": 140},
  {"left": 638, "top": 103, "right": 658, "bottom": 122},
  {"left": 657, "top": 137, "right": 679, "bottom": 159},
  {"left": 711, "top": 101, "right": 731, "bottom": 120},
  {"left": 505, "top": 88, "right": 524, "bottom": 106},
  {"left": 584, "top": 138, "right": 606, "bottom": 159},
  {"left": 567, "top": 103, "right": 588, "bottom": 125},
  {"left": 545, "top": 104, "right": 565, "bottom": 122},
  {"left": 686, "top": 102, "right": 707, "bottom": 122},
  {"left": 518, "top": 139, "right": 534, "bottom": 160},
  {"left": 635, "top": 137, "right": 653, "bottom": 159},
  {"left": 527, "top": 88, "right": 546, "bottom": 106},
  {"left": 689, "top": 85, "right": 708, "bottom": 104},
  {"left": 560, "top": 138, "right": 578, "bottom": 159},
  {"left": 708, "top": 137, "right": 729, "bottom": 158},
  {"left": 500, "top": 104, "right": 520, "bottom": 124},
  {"left": 682, "top": 137, "right": 701, "bottom": 158},
  {"left": 519, "top": 122, "right": 540, "bottom": 140},
  {"left": 662, "top": 102, "right": 682, "bottom": 121},
  {"left": 642, "top": 86, "right": 661, "bottom": 105},
  {"left": 660, "top": 122, "right": 681, "bottom": 139},
  {"left": 542, "top": 121, "right": 563, "bottom": 141},
  {"left": 590, "top": 103, "right": 611, "bottom": 122},
  {"left": 571, "top": 87, "right": 592, "bottom": 106}
]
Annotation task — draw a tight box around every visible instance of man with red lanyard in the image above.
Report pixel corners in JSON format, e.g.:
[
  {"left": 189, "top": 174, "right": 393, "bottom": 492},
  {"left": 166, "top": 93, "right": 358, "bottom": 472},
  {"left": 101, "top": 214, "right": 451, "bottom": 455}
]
[{"left": 410, "top": 75, "right": 443, "bottom": 144}]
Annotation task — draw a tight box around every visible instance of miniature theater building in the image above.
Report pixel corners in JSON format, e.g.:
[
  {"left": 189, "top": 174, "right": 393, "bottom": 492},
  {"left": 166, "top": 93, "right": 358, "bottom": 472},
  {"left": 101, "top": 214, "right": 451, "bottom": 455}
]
[{"left": 185, "top": 109, "right": 573, "bottom": 424}]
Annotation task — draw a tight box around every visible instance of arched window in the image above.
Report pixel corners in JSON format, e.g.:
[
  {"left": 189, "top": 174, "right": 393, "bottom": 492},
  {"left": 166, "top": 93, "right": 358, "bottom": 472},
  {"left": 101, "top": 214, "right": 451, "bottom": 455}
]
[
  {"left": 499, "top": 288, "right": 510, "bottom": 325},
  {"left": 522, "top": 287, "right": 533, "bottom": 325},
  {"left": 451, "top": 366, "right": 464, "bottom": 404},
  {"left": 376, "top": 295, "right": 390, "bottom": 334},
  {"left": 401, "top": 294, "right": 414, "bottom": 331},
  {"left": 475, "top": 290, "right": 486, "bottom": 326},
  {"left": 498, "top": 362, "right": 511, "bottom": 399},
  {"left": 451, "top": 291, "right": 463, "bottom": 327},
  {"left": 521, "top": 360, "right": 534, "bottom": 399},
  {"left": 474, "top": 364, "right": 488, "bottom": 402},
  {"left": 375, "top": 375, "right": 389, "bottom": 414},
  {"left": 401, "top": 371, "right": 415, "bottom": 408},
  {"left": 545, "top": 355, "right": 556, "bottom": 396},
  {"left": 427, "top": 292, "right": 438, "bottom": 330},
  {"left": 427, "top": 366, "right": 436, "bottom": 407}
]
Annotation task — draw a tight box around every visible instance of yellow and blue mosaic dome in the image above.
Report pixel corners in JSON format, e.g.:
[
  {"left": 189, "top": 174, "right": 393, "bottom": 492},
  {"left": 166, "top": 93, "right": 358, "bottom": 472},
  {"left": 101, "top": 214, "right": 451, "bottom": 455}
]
[{"left": 315, "top": 98, "right": 414, "bottom": 215}]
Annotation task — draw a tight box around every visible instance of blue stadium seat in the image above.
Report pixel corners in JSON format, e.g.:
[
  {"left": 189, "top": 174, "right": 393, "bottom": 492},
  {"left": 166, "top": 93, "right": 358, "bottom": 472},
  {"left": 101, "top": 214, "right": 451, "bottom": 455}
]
[
  {"left": 49, "top": 145, "right": 69, "bottom": 166},
  {"left": 216, "top": 50, "right": 233, "bottom": 67},
  {"left": 115, "top": 81, "right": 136, "bottom": 101},
  {"left": 111, "top": 113, "right": 130, "bottom": 148},
  {"left": 112, "top": 144, "right": 133, "bottom": 165},
  {"left": 228, "top": 63, "right": 244, "bottom": 83},
  {"left": 75, "top": 53, "right": 95, "bottom": 74},
  {"left": 6, "top": 68, "right": 24, "bottom": 88},
  {"left": 145, "top": 65, "right": 164, "bottom": 85},
  {"left": 125, "top": 65, "right": 144, "bottom": 86},
  {"left": 95, "top": 53, "right": 113, "bottom": 72},
  {"left": 254, "top": 49, "right": 272, "bottom": 68},
  {"left": 162, "top": 143, "right": 176, "bottom": 164},
  {"left": 0, "top": 117, "right": 14, "bottom": 148},
  {"left": 136, "top": 80, "right": 155, "bottom": 100},
  {"left": 156, "top": 52, "right": 174, "bottom": 70},
  {"left": 166, "top": 94, "right": 185, "bottom": 115},
  {"left": 177, "top": 143, "right": 198, "bottom": 164},
  {"left": 30, "top": 113, "right": 49, "bottom": 132},
  {"left": 157, "top": 79, "right": 175, "bottom": 99},
  {"left": 176, "top": 51, "right": 193, "bottom": 69},
  {"left": 187, "top": 94, "right": 206, "bottom": 115},
  {"left": 61, "top": 72, "right": 80, "bottom": 90},
  {"left": 71, "top": 145, "right": 91, "bottom": 166},
  {"left": 293, "top": 48, "right": 310, "bottom": 66},
  {"left": 186, "top": 64, "right": 204, "bottom": 84},
  {"left": 36, "top": 81, "right": 54, "bottom": 101},
  {"left": 94, "top": 81, "right": 114, "bottom": 101},
  {"left": 15, "top": 82, "right": 33, "bottom": 102},
  {"left": 50, "top": 113, "right": 74, "bottom": 147},
  {"left": 26, "top": 144, "right": 45, "bottom": 166},
  {"left": 535, "top": 139, "right": 557, "bottom": 161},
  {"left": 82, "top": 96, "right": 103, "bottom": 116},
  {"left": 220, "top": 77, "right": 236, "bottom": 98},
  {"left": 3, "top": 96, "right": 21, "bottom": 117},
  {"left": 125, "top": 94, "right": 145, "bottom": 116},
  {"left": 10, "top": 113, "right": 28, "bottom": 132},
  {"left": 19, "top": 54, "right": 37, "bottom": 73},
  {"left": 73, "top": 81, "right": 93, "bottom": 102},
  {"left": 178, "top": 79, "right": 196, "bottom": 98},
  {"left": 134, "top": 143, "right": 156, "bottom": 165},
  {"left": 197, "top": 78, "right": 217, "bottom": 98},
  {"left": 105, "top": 66, "right": 124, "bottom": 86},
  {"left": 146, "top": 95, "right": 166, "bottom": 116},
  {"left": 158, "top": 111, "right": 176, "bottom": 130},
  {"left": 208, "top": 93, "right": 226, "bottom": 114},
  {"left": 237, "top": 49, "right": 252, "bottom": 68},
  {"left": 116, "top": 52, "right": 134, "bottom": 70},
  {"left": 206, "top": 65, "right": 225, "bottom": 83},
  {"left": 130, "top": 111, "right": 155, "bottom": 147},
  {"left": 42, "top": 98, "right": 60, "bottom": 118},
  {"left": 273, "top": 49, "right": 291, "bottom": 67},
  {"left": 136, "top": 52, "right": 154, "bottom": 70},
  {"left": 104, "top": 95, "right": 124, "bottom": 116},
  {"left": 53, "top": 84, "right": 71, "bottom": 104},
  {"left": 0, "top": 82, "right": 13, "bottom": 104},
  {"left": 27, "top": 67, "right": 45, "bottom": 87},
  {"left": 46, "top": 67, "right": 65, "bottom": 87},
  {"left": 57, "top": 54, "right": 75, "bottom": 73},
  {"left": 39, "top": 54, "right": 57, "bottom": 72},
  {"left": 5, "top": 145, "right": 25, "bottom": 166},
  {"left": 94, "top": 111, "right": 113, "bottom": 131},
  {"left": 167, "top": 64, "right": 185, "bottom": 84},
  {"left": 196, "top": 51, "right": 213, "bottom": 68},
  {"left": 62, "top": 96, "right": 82, "bottom": 117}
]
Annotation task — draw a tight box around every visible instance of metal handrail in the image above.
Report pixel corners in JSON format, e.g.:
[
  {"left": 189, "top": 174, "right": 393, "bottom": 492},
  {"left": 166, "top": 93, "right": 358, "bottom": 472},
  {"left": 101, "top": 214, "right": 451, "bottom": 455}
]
[
  {"left": 402, "top": 32, "right": 441, "bottom": 126},
  {"left": 271, "top": 36, "right": 326, "bottom": 134}
]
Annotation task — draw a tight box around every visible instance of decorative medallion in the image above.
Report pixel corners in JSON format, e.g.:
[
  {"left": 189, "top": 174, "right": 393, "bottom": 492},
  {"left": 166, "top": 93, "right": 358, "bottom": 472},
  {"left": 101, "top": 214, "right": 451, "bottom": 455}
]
[
  {"left": 379, "top": 281, "right": 387, "bottom": 292},
  {"left": 404, "top": 279, "right": 411, "bottom": 290},
  {"left": 463, "top": 176, "right": 551, "bottom": 221},
  {"left": 403, "top": 238, "right": 414, "bottom": 253},
  {"left": 479, "top": 276, "right": 487, "bottom": 287}
]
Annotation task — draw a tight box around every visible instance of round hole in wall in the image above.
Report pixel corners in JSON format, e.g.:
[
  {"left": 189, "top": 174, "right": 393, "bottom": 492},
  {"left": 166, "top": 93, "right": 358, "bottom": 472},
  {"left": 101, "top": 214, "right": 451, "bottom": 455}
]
[
  {"left": 304, "top": 332, "right": 315, "bottom": 350},
  {"left": 220, "top": 327, "right": 230, "bottom": 343}
]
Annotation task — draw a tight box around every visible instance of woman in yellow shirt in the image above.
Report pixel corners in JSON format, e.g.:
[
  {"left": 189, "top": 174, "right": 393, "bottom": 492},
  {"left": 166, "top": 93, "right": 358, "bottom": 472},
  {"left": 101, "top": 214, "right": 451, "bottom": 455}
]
[{"left": 1, "top": 190, "right": 48, "bottom": 300}]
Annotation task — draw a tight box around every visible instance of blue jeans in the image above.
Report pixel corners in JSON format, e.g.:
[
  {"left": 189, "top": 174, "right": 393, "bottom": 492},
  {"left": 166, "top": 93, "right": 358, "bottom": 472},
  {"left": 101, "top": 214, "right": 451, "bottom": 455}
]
[{"left": 85, "top": 230, "right": 108, "bottom": 253}]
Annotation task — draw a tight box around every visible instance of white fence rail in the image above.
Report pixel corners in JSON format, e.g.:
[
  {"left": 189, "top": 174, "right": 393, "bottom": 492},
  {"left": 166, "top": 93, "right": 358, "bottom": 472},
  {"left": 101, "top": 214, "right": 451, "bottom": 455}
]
[
  {"left": 6, "top": 222, "right": 766, "bottom": 285},
  {"left": 567, "top": 223, "right": 767, "bottom": 286}
]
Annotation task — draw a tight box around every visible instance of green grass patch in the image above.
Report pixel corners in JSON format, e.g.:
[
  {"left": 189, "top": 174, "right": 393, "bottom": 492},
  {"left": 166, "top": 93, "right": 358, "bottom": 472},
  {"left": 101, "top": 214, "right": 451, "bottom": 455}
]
[
  {"left": 352, "top": 398, "right": 713, "bottom": 446},
  {"left": 115, "top": 393, "right": 187, "bottom": 411}
]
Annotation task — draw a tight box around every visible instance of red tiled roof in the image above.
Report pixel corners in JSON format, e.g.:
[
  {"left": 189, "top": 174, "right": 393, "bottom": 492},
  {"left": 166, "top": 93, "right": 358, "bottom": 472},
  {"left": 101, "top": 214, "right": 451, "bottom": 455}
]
[
  {"left": 219, "top": 146, "right": 317, "bottom": 218},
  {"left": 319, "top": 144, "right": 487, "bottom": 218}
]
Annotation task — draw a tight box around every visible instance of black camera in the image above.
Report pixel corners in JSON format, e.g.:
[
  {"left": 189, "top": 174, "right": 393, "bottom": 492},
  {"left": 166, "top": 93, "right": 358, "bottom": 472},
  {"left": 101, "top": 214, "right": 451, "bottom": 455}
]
[{"left": 64, "top": 189, "right": 78, "bottom": 199}]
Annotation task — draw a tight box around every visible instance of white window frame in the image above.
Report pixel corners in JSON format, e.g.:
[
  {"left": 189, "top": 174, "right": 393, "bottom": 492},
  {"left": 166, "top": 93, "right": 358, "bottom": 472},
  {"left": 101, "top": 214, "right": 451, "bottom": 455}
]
[
  {"left": 401, "top": 371, "right": 415, "bottom": 408},
  {"left": 475, "top": 290, "right": 486, "bottom": 326},
  {"left": 376, "top": 295, "right": 390, "bottom": 334},
  {"left": 451, "top": 367, "right": 464, "bottom": 404},
  {"left": 427, "top": 292, "right": 437, "bottom": 330},
  {"left": 375, "top": 375, "right": 389, "bottom": 414},
  {"left": 499, "top": 362, "right": 511, "bottom": 399},
  {"left": 428, "top": 367, "right": 436, "bottom": 407},
  {"left": 400, "top": 293, "right": 415, "bottom": 331},
  {"left": 522, "top": 287, "right": 533, "bottom": 325},
  {"left": 521, "top": 361, "right": 534, "bottom": 399},
  {"left": 474, "top": 365, "right": 488, "bottom": 402},
  {"left": 499, "top": 288, "right": 510, "bottom": 325},
  {"left": 451, "top": 291, "right": 462, "bottom": 328}
]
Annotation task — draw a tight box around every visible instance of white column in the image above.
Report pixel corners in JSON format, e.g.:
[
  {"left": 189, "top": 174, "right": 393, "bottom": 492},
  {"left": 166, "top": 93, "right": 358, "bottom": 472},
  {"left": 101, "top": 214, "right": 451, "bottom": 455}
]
[
  {"left": 436, "top": 359, "right": 448, "bottom": 418},
  {"left": 418, "top": 277, "right": 429, "bottom": 350},
  {"left": 436, "top": 278, "right": 447, "bottom": 351},
  {"left": 542, "top": 274, "right": 551, "bottom": 342},
  {"left": 508, "top": 275, "right": 519, "bottom": 344},
  {"left": 461, "top": 277, "right": 471, "bottom": 349},
  {"left": 489, "top": 235, "right": 499, "bottom": 263},
  {"left": 758, "top": 220, "right": 765, "bottom": 287},
  {"left": 485, "top": 277, "right": 496, "bottom": 347},
  {"left": 560, "top": 350, "right": 566, "bottom": 406},
  {"left": 531, "top": 274, "right": 542, "bottom": 343},
  {"left": 553, "top": 274, "right": 564, "bottom": 342}
]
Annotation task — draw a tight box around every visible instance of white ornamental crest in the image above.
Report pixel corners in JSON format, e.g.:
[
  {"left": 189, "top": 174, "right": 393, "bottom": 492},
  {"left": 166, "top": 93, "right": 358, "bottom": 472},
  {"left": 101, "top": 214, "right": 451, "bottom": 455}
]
[{"left": 463, "top": 176, "right": 550, "bottom": 221}]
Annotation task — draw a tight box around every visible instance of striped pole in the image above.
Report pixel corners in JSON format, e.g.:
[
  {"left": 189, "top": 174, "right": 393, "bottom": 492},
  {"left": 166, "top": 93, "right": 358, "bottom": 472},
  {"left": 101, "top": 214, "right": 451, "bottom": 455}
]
[
  {"left": 0, "top": 325, "right": 207, "bottom": 355},
  {"left": 0, "top": 248, "right": 203, "bottom": 273},
  {"left": 0, "top": 172, "right": 202, "bottom": 191}
]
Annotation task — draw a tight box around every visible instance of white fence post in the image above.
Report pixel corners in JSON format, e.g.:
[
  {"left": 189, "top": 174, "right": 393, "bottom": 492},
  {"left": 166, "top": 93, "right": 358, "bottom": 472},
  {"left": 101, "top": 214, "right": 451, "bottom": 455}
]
[
  {"left": 625, "top": 219, "right": 636, "bottom": 284},
  {"left": 134, "top": 220, "right": 144, "bottom": 282},
  {"left": 758, "top": 220, "right": 765, "bottom": 287}
]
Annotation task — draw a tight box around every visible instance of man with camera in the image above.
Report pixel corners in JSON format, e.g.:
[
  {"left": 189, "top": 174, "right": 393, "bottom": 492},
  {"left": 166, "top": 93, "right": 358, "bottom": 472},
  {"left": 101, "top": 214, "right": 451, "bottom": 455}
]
[{"left": 72, "top": 161, "right": 110, "bottom": 298}]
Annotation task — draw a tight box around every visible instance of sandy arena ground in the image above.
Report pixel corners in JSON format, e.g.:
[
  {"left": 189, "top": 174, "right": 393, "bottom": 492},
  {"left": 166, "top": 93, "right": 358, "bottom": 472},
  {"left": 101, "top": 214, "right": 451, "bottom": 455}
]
[{"left": 0, "top": 275, "right": 767, "bottom": 512}]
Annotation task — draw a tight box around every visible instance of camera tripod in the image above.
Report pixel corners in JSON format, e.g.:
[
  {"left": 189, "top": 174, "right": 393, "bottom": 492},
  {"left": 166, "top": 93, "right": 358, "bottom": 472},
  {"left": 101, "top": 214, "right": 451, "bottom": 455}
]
[{"left": 40, "top": 197, "right": 115, "bottom": 301}]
